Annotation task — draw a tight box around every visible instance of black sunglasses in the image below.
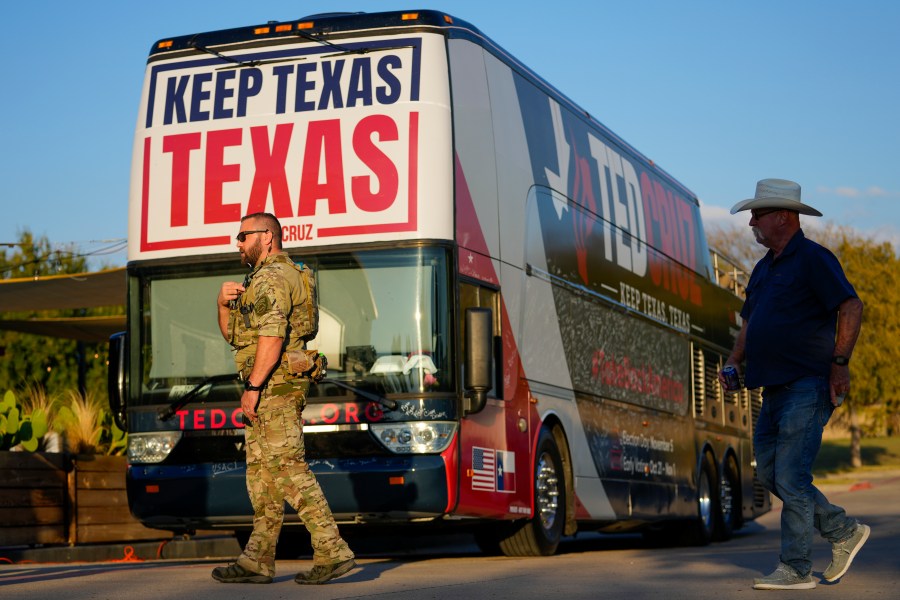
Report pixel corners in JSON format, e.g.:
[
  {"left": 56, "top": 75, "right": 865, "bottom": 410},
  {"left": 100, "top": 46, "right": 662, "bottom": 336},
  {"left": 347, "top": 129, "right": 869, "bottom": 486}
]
[
  {"left": 235, "top": 229, "right": 269, "bottom": 242},
  {"left": 750, "top": 208, "right": 782, "bottom": 220}
]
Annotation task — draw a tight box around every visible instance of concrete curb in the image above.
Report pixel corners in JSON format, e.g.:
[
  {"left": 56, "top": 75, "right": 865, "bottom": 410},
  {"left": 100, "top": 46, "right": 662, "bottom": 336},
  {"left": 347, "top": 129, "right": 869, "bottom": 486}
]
[{"left": 0, "top": 535, "right": 241, "bottom": 564}]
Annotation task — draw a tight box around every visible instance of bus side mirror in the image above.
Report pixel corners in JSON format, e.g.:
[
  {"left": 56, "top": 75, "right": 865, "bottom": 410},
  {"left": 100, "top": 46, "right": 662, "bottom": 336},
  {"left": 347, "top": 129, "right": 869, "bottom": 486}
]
[
  {"left": 464, "top": 308, "right": 493, "bottom": 415},
  {"left": 108, "top": 331, "right": 128, "bottom": 431}
]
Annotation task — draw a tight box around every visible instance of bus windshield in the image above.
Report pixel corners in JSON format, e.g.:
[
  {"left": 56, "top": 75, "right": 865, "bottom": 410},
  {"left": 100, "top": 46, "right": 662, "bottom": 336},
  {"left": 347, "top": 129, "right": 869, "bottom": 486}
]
[{"left": 137, "top": 246, "right": 453, "bottom": 405}]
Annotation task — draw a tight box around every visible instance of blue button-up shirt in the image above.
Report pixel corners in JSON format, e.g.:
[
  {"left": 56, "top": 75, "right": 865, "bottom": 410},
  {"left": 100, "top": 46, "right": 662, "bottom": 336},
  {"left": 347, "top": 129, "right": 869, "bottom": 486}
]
[{"left": 741, "top": 229, "right": 857, "bottom": 388}]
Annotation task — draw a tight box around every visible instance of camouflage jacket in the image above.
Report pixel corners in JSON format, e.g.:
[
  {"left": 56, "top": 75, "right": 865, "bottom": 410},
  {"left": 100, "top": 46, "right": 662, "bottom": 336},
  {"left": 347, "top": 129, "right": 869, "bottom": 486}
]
[{"left": 226, "top": 253, "right": 315, "bottom": 390}]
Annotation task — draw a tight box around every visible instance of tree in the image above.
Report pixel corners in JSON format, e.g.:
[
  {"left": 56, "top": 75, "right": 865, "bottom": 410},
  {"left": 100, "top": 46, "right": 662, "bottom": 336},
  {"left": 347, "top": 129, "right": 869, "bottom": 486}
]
[
  {"left": 0, "top": 230, "right": 117, "bottom": 402},
  {"left": 834, "top": 236, "right": 900, "bottom": 464}
]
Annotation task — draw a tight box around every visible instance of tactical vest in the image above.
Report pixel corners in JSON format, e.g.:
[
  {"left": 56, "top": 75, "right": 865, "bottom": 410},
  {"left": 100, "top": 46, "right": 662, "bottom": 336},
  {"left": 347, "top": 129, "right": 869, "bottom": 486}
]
[
  {"left": 227, "top": 254, "right": 319, "bottom": 381},
  {"left": 293, "top": 261, "right": 319, "bottom": 342}
]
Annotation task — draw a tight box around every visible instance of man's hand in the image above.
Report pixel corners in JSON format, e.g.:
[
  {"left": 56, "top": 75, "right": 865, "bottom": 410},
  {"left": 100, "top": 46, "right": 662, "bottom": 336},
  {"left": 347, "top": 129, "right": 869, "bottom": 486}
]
[
  {"left": 830, "top": 363, "right": 850, "bottom": 407},
  {"left": 241, "top": 336, "right": 284, "bottom": 423},
  {"left": 216, "top": 281, "right": 246, "bottom": 338},
  {"left": 717, "top": 361, "right": 741, "bottom": 388},
  {"left": 217, "top": 281, "right": 246, "bottom": 308},
  {"left": 242, "top": 389, "right": 261, "bottom": 423}
]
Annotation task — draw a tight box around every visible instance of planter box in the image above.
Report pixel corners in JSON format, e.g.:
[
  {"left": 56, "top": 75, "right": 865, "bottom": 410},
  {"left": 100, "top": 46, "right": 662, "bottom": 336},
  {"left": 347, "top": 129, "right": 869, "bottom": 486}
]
[
  {"left": 0, "top": 452, "right": 170, "bottom": 547},
  {"left": 0, "top": 452, "right": 66, "bottom": 546}
]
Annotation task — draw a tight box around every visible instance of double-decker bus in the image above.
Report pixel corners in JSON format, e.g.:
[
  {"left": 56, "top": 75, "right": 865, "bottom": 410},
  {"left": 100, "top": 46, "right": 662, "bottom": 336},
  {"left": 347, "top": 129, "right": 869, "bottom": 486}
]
[{"left": 109, "top": 9, "right": 769, "bottom": 556}]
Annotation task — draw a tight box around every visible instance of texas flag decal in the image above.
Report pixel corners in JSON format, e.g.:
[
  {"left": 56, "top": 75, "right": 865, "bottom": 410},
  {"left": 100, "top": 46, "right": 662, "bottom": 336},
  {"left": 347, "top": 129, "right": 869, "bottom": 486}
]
[
  {"left": 472, "top": 447, "right": 516, "bottom": 493},
  {"left": 496, "top": 449, "right": 516, "bottom": 493}
]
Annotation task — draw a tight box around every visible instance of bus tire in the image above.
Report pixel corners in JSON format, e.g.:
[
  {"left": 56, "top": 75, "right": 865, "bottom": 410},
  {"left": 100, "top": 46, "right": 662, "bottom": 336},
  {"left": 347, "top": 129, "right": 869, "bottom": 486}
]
[
  {"left": 715, "top": 455, "right": 742, "bottom": 541},
  {"left": 678, "top": 452, "right": 718, "bottom": 546},
  {"left": 473, "top": 524, "right": 503, "bottom": 555},
  {"left": 498, "top": 427, "right": 565, "bottom": 556}
]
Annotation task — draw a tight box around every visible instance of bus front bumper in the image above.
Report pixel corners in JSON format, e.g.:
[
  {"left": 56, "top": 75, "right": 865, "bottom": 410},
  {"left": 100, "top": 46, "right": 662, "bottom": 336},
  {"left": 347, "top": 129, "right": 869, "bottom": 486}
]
[{"left": 126, "top": 455, "right": 450, "bottom": 532}]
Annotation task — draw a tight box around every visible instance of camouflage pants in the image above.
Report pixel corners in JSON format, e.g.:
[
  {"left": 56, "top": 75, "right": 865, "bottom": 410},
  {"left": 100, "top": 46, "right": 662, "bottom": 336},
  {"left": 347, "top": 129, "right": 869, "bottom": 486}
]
[{"left": 236, "top": 392, "right": 354, "bottom": 577}]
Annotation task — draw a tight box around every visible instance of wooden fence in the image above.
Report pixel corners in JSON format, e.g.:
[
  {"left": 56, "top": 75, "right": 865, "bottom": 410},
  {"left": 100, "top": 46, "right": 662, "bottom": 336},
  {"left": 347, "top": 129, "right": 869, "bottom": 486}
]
[{"left": 0, "top": 452, "right": 170, "bottom": 547}]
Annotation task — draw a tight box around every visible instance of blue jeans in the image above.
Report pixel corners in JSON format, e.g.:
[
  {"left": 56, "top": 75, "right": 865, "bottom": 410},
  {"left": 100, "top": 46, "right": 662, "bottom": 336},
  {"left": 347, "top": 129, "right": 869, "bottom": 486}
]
[{"left": 754, "top": 376, "right": 857, "bottom": 576}]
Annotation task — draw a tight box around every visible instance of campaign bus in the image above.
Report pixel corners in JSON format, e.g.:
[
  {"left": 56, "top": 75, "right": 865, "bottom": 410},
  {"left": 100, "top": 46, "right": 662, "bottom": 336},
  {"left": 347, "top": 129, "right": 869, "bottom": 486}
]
[{"left": 109, "top": 10, "right": 769, "bottom": 556}]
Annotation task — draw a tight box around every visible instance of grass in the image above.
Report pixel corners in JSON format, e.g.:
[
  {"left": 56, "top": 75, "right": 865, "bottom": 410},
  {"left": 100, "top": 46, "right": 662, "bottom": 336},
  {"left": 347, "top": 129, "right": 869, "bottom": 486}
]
[
  {"left": 56, "top": 389, "right": 105, "bottom": 454},
  {"left": 22, "top": 382, "right": 59, "bottom": 416},
  {"left": 814, "top": 436, "right": 900, "bottom": 477}
]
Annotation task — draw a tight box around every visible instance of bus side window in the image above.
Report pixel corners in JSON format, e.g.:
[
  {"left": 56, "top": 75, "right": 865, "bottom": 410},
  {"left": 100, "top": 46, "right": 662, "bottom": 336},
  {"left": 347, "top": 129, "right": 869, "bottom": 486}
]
[{"left": 459, "top": 282, "right": 503, "bottom": 399}]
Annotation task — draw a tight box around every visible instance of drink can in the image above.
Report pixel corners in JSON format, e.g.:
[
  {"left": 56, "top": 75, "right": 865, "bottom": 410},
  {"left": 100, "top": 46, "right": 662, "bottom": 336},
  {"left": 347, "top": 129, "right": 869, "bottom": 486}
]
[{"left": 722, "top": 365, "right": 741, "bottom": 391}]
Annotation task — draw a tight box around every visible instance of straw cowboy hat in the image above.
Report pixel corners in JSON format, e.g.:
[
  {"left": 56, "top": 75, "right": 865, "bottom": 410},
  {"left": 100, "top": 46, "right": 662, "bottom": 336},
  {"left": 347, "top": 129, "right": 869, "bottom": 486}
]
[{"left": 730, "top": 178, "right": 823, "bottom": 216}]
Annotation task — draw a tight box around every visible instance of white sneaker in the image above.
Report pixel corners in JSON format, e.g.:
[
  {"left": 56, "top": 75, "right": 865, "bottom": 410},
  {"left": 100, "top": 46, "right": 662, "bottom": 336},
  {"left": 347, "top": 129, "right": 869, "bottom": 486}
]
[
  {"left": 823, "top": 523, "right": 870, "bottom": 582},
  {"left": 753, "top": 562, "right": 816, "bottom": 590}
]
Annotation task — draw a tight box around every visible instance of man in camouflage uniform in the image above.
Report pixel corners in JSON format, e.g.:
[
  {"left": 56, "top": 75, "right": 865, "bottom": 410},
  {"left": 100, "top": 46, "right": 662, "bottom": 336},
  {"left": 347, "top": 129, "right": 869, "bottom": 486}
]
[{"left": 212, "top": 212, "right": 355, "bottom": 585}]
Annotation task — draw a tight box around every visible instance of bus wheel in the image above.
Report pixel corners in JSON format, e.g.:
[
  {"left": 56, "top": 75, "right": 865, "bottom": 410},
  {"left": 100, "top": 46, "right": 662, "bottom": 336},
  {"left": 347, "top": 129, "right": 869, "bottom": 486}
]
[
  {"left": 715, "top": 455, "right": 742, "bottom": 541},
  {"left": 498, "top": 427, "right": 565, "bottom": 556},
  {"left": 678, "top": 452, "right": 717, "bottom": 546},
  {"left": 473, "top": 525, "right": 503, "bottom": 555}
]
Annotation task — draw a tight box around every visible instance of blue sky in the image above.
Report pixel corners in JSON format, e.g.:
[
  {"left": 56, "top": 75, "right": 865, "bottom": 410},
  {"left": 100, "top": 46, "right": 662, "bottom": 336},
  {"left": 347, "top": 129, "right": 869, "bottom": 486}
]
[{"left": 2, "top": 0, "right": 898, "bottom": 269}]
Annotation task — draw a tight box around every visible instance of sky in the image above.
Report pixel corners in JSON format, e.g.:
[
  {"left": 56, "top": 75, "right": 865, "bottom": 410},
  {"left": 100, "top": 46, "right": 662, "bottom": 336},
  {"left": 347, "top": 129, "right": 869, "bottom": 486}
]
[{"left": 2, "top": 0, "right": 898, "bottom": 271}]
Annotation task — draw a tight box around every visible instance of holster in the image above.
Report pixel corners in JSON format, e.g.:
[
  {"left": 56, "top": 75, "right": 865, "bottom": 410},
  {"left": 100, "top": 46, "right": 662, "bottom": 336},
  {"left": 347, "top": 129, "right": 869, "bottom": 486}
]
[
  {"left": 284, "top": 349, "right": 328, "bottom": 383},
  {"left": 285, "top": 349, "right": 316, "bottom": 375}
]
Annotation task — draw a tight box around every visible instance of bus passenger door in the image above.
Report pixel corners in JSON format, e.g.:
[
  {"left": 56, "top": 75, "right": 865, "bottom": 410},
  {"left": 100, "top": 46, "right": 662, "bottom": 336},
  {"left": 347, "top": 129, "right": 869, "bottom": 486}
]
[{"left": 454, "top": 282, "right": 532, "bottom": 518}]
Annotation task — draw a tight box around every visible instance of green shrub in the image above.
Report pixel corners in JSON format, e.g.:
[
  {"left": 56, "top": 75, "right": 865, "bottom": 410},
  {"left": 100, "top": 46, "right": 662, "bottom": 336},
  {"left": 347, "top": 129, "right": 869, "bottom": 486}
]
[
  {"left": 0, "top": 389, "right": 50, "bottom": 451},
  {"left": 55, "top": 389, "right": 126, "bottom": 455},
  {"left": 1, "top": 387, "right": 125, "bottom": 455}
]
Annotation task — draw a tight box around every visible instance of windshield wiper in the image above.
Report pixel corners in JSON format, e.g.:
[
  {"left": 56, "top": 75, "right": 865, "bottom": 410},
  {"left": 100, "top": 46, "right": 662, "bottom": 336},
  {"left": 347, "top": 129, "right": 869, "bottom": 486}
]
[
  {"left": 158, "top": 374, "right": 240, "bottom": 421},
  {"left": 292, "top": 28, "right": 356, "bottom": 53},
  {"left": 214, "top": 56, "right": 309, "bottom": 71},
  {"left": 157, "top": 373, "right": 396, "bottom": 421},
  {"left": 189, "top": 30, "right": 412, "bottom": 72},
  {"left": 322, "top": 379, "right": 397, "bottom": 410},
  {"left": 187, "top": 37, "right": 262, "bottom": 68},
  {"left": 319, "top": 44, "right": 416, "bottom": 59},
  {"left": 189, "top": 38, "right": 303, "bottom": 70},
  {"left": 292, "top": 29, "right": 414, "bottom": 59}
]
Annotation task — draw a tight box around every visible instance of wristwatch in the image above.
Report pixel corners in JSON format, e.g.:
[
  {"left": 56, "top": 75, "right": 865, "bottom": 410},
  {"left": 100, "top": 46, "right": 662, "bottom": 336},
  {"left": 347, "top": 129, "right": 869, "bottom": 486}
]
[
  {"left": 244, "top": 380, "right": 264, "bottom": 391},
  {"left": 832, "top": 356, "right": 850, "bottom": 366}
]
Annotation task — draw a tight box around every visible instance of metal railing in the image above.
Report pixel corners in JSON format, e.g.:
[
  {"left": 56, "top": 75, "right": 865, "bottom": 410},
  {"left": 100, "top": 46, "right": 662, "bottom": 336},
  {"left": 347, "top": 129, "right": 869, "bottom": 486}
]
[{"left": 709, "top": 249, "right": 748, "bottom": 298}]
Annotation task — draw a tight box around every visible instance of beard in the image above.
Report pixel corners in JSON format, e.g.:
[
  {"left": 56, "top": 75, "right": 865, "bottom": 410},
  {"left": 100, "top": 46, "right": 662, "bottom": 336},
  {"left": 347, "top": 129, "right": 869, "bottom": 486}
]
[
  {"left": 240, "top": 238, "right": 263, "bottom": 267},
  {"left": 752, "top": 226, "right": 767, "bottom": 245}
]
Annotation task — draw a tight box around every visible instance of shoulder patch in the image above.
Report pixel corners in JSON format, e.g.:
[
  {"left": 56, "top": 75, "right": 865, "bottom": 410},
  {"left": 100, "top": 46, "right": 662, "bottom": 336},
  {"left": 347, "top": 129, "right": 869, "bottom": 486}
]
[{"left": 254, "top": 295, "right": 270, "bottom": 315}]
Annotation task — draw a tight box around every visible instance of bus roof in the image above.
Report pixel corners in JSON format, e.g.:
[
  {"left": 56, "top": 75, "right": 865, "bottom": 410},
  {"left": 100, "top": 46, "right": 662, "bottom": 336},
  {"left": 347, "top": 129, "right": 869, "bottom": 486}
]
[
  {"left": 147, "top": 9, "right": 697, "bottom": 205},
  {"left": 148, "top": 10, "right": 482, "bottom": 56}
]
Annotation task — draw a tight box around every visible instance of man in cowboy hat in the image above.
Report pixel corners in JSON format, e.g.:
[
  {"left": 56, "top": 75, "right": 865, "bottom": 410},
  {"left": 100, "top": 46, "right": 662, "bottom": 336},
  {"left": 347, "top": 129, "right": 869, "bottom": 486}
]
[{"left": 720, "top": 178, "right": 868, "bottom": 590}]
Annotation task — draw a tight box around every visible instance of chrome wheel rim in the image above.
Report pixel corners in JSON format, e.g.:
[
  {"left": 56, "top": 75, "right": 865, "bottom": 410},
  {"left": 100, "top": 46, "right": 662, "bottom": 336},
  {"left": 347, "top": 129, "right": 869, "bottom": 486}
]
[
  {"left": 536, "top": 451, "right": 560, "bottom": 531},
  {"left": 698, "top": 470, "right": 713, "bottom": 529},
  {"left": 720, "top": 474, "right": 734, "bottom": 526}
]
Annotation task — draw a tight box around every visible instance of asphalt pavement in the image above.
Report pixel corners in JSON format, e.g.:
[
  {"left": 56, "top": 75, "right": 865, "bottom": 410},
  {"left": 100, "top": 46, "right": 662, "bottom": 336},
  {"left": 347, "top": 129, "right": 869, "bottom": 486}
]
[
  {"left": 2, "top": 469, "right": 899, "bottom": 600},
  {"left": 2, "top": 467, "right": 897, "bottom": 566}
]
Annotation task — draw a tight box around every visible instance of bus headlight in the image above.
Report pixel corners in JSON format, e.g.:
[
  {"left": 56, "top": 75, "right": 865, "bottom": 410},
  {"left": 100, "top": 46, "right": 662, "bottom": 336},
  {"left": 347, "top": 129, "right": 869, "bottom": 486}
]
[
  {"left": 370, "top": 422, "right": 456, "bottom": 454},
  {"left": 128, "top": 431, "right": 182, "bottom": 464}
]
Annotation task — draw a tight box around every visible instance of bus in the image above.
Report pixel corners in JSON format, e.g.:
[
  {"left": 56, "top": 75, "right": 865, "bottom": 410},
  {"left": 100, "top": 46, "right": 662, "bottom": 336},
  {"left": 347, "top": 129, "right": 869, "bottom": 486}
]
[{"left": 109, "top": 9, "right": 769, "bottom": 556}]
